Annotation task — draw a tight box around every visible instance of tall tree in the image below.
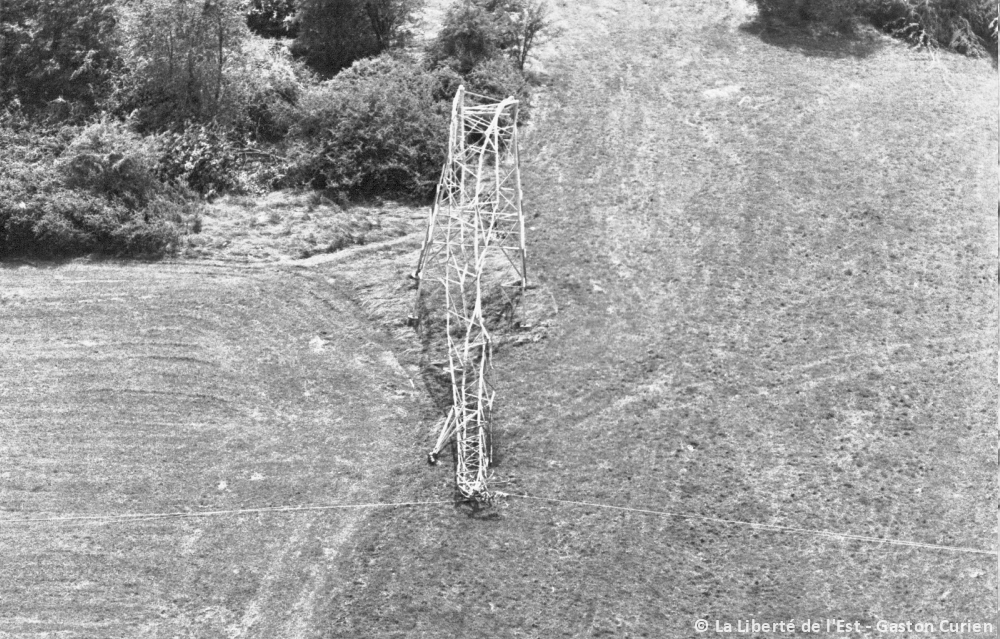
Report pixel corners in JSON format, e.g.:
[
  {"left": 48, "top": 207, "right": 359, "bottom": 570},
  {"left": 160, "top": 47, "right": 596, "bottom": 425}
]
[
  {"left": 246, "top": 0, "right": 298, "bottom": 38},
  {"left": 0, "top": 0, "right": 119, "bottom": 111},
  {"left": 364, "top": 0, "right": 417, "bottom": 49},
  {"left": 118, "top": 0, "right": 249, "bottom": 129},
  {"left": 292, "top": 0, "right": 418, "bottom": 76}
]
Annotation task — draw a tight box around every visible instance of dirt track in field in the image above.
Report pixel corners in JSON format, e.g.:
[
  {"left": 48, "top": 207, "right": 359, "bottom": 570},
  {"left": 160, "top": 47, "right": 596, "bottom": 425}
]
[{"left": 0, "top": 253, "right": 431, "bottom": 638}]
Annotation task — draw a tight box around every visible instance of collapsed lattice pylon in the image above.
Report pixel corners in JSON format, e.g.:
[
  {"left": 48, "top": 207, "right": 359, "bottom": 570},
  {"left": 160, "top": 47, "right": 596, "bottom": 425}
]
[{"left": 409, "top": 85, "right": 527, "bottom": 502}]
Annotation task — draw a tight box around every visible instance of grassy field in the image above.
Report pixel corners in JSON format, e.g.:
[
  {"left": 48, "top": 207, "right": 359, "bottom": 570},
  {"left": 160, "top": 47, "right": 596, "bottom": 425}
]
[
  {"left": 1, "top": 0, "right": 996, "bottom": 637},
  {"left": 183, "top": 193, "right": 423, "bottom": 262},
  {"left": 311, "top": 0, "right": 998, "bottom": 637},
  {"left": 0, "top": 256, "right": 435, "bottom": 638}
]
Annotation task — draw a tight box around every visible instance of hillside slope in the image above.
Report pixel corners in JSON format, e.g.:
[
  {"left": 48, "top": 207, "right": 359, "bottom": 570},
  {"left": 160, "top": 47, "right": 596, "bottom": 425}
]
[
  {"left": 0, "top": 259, "right": 432, "bottom": 638},
  {"left": 318, "top": 0, "right": 998, "bottom": 636},
  {"left": 1, "top": 1, "right": 994, "bottom": 636}
]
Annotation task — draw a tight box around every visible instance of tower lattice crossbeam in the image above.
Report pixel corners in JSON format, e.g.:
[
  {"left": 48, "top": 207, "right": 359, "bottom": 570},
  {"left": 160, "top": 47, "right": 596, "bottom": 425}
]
[{"left": 410, "top": 86, "right": 527, "bottom": 502}]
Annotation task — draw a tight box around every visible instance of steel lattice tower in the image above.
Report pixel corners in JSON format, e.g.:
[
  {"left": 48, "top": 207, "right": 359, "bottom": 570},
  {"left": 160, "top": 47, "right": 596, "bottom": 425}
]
[{"left": 410, "top": 86, "right": 527, "bottom": 502}]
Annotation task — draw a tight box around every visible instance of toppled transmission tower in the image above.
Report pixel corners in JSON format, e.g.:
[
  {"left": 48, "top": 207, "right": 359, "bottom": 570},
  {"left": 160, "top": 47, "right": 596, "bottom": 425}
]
[{"left": 410, "top": 85, "right": 527, "bottom": 502}]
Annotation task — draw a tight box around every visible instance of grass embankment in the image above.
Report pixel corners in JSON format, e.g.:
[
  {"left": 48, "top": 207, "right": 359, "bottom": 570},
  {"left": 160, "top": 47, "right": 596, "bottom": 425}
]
[
  {"left": 0, "top": 261, "right": 432, "bottom": 637},
  {"left": 186, "top": 192, "right": 421, "bottom": 262},
  {"left": 315, "top": 0, "right": 998, "bottom": 636}
]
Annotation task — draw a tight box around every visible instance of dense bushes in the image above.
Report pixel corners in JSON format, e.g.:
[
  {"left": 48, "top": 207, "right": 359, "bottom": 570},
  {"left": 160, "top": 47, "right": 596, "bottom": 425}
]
[
  {"left": 752, "top": 0, "right": 866, "bottom": 28},
  {"left": 288, "top": 55, "right": 452, "bottom": 197},
  {"left": 1, "top": 188, "right": 182, "bottom": 258},
  {"left": 155, "top": 124, "right": 242, "bottom": 198},
  {"left": 282, "top": 52, "right": 534, "bottom": 199},
  {"left": 292, "top": 0, "right": 419, "bottom": 76},
  {"left": 1, "top": 0, "right": 311, "bottom": 133},
  {"left": 59, "top": 121, "right": 163, "bottom": 209},
  {"left": 751, "top": 0, "right": 997, "bottom": 55},
  {"left": 417, "top": 0, "right": 547, "bottom": 131},
  {"left": 246, "top": 0, "right": 298, "bottom": 38},
  {"left": 116, "top": 0, "right": 310, "bottom": 135},
  {"left": 279, "top": 0, "right": 547, "bottom": 200},
  {"left": 0, "top": 0, "right": 554, "bottom": 259},
  {"left": 235, "top": 38, "right": 316, "bottom": 141},
  {"left": 428, "top": 0, "right": 555, "bottom": 73},
  {"left": 464, "top": 55, "right": 529, "bottom": 105},
  {"left": 429, "top": 0, "right": 506, "bottom": 73},
  {"left": 0, "top": 0, "right": 120, "bottom": 113},
  {"left": 870, "top": 0, "right": 997, "bottom": 55},
  {"left": 0, "top": 122, "right": 193, "bottom": 259},
  {"left": 116, "top": 0, "right": 251, "bottom": 131}
]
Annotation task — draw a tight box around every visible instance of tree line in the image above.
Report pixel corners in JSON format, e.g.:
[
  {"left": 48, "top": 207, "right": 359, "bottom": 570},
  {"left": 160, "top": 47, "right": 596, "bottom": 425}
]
[
  {"left": 0, "top": 0, "right": 992, "bottom": 259},
  {"left": 0, "top": 0, "right": 555, "bottom": 258}
]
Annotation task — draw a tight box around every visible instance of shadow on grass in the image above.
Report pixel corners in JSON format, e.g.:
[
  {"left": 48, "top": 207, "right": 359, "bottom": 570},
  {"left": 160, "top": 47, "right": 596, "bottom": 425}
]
[{"left": 740, "top": 20, "right": 888, "bottom": 59}]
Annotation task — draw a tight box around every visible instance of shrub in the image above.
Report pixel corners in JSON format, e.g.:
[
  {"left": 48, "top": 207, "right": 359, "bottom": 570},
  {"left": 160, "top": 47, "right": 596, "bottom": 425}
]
[
  {"left": 0, "top": 174, "right": 183, "bottom": 259},
  {"left": 869, "top": 0, "right": 996, "bottom": 55},
  {"left": 289, "top": 54, "right": 451, "bottom": 198},
  {"left": 292, "top": 0, "right": 419, "bottom": 76},
  {"left": 429, "top": 0, "right": 555, "bottom": 73},
  {"left": 58, "top": 120, "right": 163, "bottom": 209},
  {"left": 429, "top": 0, "right": 506, "bottom": 73},
  {"left": 116, "top": 0, "right": 251, "bottom": 131},
  {"left": 0, "top": 0, "right": 120, "bottom": 113},
  {"left": 154, "top": 123, "right": 243, "bottom": 198},
  {"left": 751, "top": 0, "right": 868, "bottom": 28},
  {"left": 364, "top": 0, "right": 421, "bottom": 50},
  {"left": 488, "top": 0, "right": 556, "bottom": 70},
  {"left": 116, "top": 2, "right": 314, "bottom": 138},
  {"left": 465, "top": 55, "right": 529, "bottom": 107},
  {"left": 234, "top": 37, "right": 316, "bottom": 142},
  {"left": 246, "top": 0, "right": 298, "bottom": 38},
  {"left": 0, "top": 123, "right": 189, "bottom": 259},
  {"left": 751, "top": 0, "right": 997, "bottom": 54}
]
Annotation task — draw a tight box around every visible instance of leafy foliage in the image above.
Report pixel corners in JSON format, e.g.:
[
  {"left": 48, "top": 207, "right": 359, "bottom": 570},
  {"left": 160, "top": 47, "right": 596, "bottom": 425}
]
[
  {"left": 428, "top": 0, "right": 505, "bottom": 73},
  {"left": 0, "top": 0, "right": 120, "bottom": 112},
  {"left": 58, "top": 120, "right": 163, "bottom": 209},
  {"left": 288, "top": 55, "right": 452, "bottom": 198},
  {"left": 246, "top": 0, "right": 298, "bottom": 38},
  {"left": 154, "top": 123, "right": 242, "bottom": 198},
  {"left": 869, "top": 0, "right": 997, "bottom": 55},
  {"left": 114, "top": 0, "right": 316, "bottom": 150},
  {"left": 364, "top": 0, "right": 421, "bottom": 49},
  {"left": 292, "top": 0, "right": 419, "bottom": 76},
  {"left": 1, "top": 189, "right": 182, "bottom": 258},
  {"left": 0, "top": 0, "right": 546, "bottom": 225},
  {"left": 752, "top": 0, "right": 997, "bottom": 54},
  {"left": 752, "top": 0, "right": 867, "bottom": 27},
  {"left": 116, "top": 0, "right": 251, "bottom": 130},
  {"left": 429, "top": 0, "right": 555, "bottom": 73},
  {"left": 0, "top": 123, "right": 191, "bottom": 259},
  {"left": 224, "top": 36, "right": 317, "bottom": 143},
  {"left": 464, "top": 54, "right": 529, "bottom": 105},
  {"left": 490, "top": 0, "right": 556, "bottom": 70}
]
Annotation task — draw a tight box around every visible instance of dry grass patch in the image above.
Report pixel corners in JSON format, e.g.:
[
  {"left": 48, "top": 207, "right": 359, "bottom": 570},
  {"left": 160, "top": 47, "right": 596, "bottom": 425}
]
[{"left": 182, "top": 190, "right": 424, "bottom": 262}]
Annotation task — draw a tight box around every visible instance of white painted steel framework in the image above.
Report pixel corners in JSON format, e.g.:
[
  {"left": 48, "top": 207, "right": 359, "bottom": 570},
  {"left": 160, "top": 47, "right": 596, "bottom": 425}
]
[{"left": 410, "top": 85, "right": 527, "bottom": 502}]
